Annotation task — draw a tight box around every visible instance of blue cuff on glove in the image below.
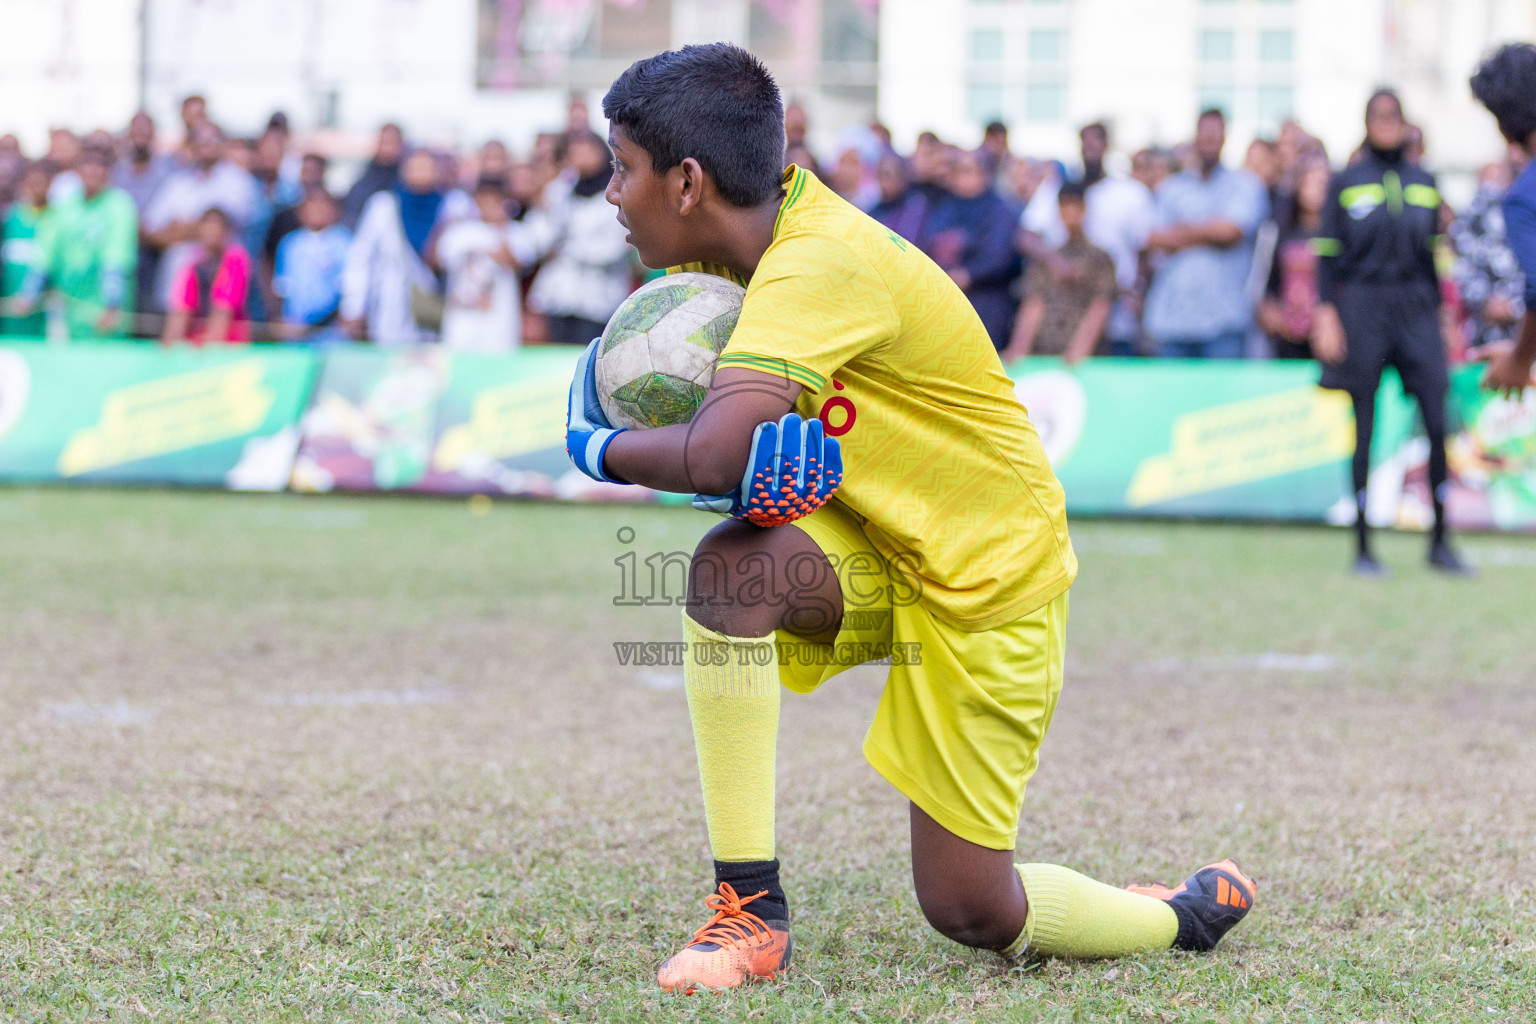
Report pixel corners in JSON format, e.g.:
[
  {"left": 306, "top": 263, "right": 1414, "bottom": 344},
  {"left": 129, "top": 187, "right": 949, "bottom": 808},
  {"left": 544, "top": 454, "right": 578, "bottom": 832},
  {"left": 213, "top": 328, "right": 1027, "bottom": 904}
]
[{"left": 565, "top": 337, "right": 629, "bottom": 484}]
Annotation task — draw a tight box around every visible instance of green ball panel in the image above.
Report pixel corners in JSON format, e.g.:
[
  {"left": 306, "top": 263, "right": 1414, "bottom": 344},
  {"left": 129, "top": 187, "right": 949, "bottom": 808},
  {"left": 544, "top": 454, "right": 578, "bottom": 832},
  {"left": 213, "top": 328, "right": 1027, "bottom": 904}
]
[
  {"left": 602, "top": 284, "right": 702, "bottom": 354},
  {"left": 609, "top": 372, "right": 708, "bottom": 427},
  {"left": 683, "top": 309, "right": 741, "bottom": 355}
]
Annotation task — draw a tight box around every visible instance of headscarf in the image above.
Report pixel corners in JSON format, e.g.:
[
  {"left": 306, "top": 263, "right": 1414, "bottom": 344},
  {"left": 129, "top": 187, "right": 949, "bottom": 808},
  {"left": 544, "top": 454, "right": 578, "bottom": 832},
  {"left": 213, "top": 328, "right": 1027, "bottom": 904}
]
[{"left": 394, "top": 183, "right": 444, "bottom": 258}]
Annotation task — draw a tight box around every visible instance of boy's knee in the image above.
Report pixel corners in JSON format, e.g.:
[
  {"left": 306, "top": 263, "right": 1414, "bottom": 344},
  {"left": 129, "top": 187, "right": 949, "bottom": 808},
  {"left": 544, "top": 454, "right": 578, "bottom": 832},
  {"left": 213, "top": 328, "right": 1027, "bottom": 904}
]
[
  {"left": 918, "top": 894, "right": 1021, "bottom": 951},
  {"left": 686, "top": 522, "right": 778, "bottom": 637},
  {"left": 685, "top": 520, "right": 839, "bottom": 640}
]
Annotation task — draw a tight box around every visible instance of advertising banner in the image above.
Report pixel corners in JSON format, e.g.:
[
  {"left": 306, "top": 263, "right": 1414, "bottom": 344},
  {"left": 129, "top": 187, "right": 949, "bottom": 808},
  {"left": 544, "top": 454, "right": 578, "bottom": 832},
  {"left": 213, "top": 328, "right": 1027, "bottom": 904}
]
[
  {"left": 0, "top": 341, "right": 318, "bottom": 489},
  {"left": 1007, "top": 358, "right": 1417, "bottom": 520},
  {"left": 5, "top": 340, "right": 1527, "bottom": 531},
  {"left": 1440, "top": 366, "right": 1536, "bottom": 532},
  {"left": 289, "top": 345, "right": 651, "bottom": 502}
]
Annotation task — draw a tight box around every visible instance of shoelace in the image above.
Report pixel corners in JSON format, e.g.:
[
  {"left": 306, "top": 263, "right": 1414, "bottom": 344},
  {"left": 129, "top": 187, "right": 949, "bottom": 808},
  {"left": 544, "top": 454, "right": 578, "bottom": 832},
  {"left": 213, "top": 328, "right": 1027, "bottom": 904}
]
[{"left": 688, "top": 883, "right": 774, "bottom": 949}]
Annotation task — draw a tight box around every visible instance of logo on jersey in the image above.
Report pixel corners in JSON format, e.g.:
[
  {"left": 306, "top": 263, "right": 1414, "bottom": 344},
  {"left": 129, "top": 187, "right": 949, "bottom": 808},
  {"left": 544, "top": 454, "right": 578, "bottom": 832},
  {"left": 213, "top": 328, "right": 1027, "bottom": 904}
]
[{"left": 818, "top": 380, "right": 857, "bottom": 438}]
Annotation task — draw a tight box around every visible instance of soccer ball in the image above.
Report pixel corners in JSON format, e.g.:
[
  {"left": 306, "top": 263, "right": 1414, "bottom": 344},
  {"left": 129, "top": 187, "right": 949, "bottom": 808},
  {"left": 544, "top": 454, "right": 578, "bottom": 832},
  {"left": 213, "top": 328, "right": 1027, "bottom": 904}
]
[{"left": 595, "top": 272, "right": 745, "bottom": 430}]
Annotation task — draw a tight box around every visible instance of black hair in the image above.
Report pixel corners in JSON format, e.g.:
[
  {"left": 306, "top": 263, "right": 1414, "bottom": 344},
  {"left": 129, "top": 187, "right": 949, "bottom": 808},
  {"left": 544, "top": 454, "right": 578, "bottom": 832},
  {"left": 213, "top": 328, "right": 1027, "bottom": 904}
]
[
  {"left": 199, "top": 206, "right": 233, "bottom": 229},
  {"left": 1057, "top": 180, "right": 1088, "bottom": 204},
  {"left": 1366, "top": 88, "right": 1403, "bottom": 120},
  {"left": 473, "top": 174, "right": 508, "bottom": 196},
  {"left": 1471, "top": 43, "right": 1536, "bottom": 146},
  {"left": 77, "top": 145, "right": 113, "bottom": 168},
  {"left": 1198, "top": 108, "right": 1226, "bottom": 125},
  {"left": 1080, "top": 121, "right": 1108, "bottom": 142},
  {"left": 602, "top": 42, "right": 785, "bottom": 207},
  {"left": 983, "top": 120, "right": 1008, "bottom": 137}
]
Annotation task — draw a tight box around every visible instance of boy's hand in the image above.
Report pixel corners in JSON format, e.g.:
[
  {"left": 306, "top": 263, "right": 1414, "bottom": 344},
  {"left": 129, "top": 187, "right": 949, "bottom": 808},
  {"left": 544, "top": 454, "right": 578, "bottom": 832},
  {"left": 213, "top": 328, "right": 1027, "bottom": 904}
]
[
  {"left": 565, "top": 338, "right": 629, "bottom": 483},
  {"left": 693, "top": 413, "right": 842, "bottom": 526}
]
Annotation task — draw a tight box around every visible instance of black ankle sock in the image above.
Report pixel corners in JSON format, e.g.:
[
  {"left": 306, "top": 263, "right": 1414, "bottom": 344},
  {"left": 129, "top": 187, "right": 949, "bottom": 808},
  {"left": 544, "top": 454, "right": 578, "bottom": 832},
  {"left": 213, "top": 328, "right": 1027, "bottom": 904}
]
[{"left": 714, "top": 858, "right": 788, "bottom": 922}]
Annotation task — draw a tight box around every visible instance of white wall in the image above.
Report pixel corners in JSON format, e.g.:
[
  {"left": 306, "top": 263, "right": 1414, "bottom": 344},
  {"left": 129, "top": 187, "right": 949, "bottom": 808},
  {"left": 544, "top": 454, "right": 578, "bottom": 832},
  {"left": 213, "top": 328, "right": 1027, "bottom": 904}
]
[
  {"left": 878, "top": 0, "right": 1527, "bottom": 176},
  {"left": 0, "top": 0, "right": 583, "bottom": 156},
  {"left": 0, "top": 0, "right": 141, "bottom": 152}
]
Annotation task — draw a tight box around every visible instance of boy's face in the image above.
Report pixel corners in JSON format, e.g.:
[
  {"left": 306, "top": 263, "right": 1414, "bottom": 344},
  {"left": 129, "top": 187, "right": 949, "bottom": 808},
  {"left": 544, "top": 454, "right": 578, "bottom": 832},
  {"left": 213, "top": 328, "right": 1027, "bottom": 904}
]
[
  {"left": 21, "top": 168, "right": 50, "bottom": 206},
  {"left": 299, "top": 195, "right": 336, "bottom": 232},
  {"left": 1058, "top": 196, "right": 1086, "bottom": 233},
  {"left": 78, "top": 158, "right": 110, "bottom": 195},
  {"left": 607, "top": 126, "right": 687, "bottom": 270},
  {"left": 474, "top": 189, "right": 507, "bottom": 223},
  {"left": 197, "top": 213, "right": 228, "bottom": 250}
]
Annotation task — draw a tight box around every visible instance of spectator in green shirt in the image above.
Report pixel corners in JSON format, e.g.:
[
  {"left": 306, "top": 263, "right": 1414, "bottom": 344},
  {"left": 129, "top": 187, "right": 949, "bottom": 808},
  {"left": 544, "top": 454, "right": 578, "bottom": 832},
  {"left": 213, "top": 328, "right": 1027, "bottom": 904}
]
[
  {"left": 1, "top": 161, "right": 53, "bottom": 337},
  {"left": 14, "top": 147, "right": 138, "bottom": 340}
]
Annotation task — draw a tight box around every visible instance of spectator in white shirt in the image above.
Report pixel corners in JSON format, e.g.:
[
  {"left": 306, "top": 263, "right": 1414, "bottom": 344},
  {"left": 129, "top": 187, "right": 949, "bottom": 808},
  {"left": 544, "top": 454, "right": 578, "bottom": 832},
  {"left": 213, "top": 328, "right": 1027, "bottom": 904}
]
[
  {"left": 1021, "top": 122, "right": 1155, "bottom": 355},
  {"left": 524, "top": 132, "right": 633, "bottom": 345},
  {"left": 437, "top": 177, "right": 534, "bottom": 352},
  {"left": 341, "top": 149, "right": 472, "bottom": 345}
]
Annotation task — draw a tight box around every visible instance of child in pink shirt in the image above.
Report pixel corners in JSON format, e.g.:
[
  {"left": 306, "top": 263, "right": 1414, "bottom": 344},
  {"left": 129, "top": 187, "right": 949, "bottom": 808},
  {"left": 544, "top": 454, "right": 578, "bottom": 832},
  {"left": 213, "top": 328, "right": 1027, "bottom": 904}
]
[{"left": 162, "top": 206, "right": 252, "bottom": 345}]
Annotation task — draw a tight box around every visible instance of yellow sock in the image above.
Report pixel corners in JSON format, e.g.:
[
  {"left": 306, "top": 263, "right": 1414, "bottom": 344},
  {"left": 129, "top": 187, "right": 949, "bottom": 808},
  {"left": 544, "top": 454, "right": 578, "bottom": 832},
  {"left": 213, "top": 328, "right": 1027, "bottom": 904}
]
[
  {"left": 682, "top": 612, "right": 780, "bottom": 862},
  {"left": 1006, "top": 863, "right": 1178, "bottom": 958}
]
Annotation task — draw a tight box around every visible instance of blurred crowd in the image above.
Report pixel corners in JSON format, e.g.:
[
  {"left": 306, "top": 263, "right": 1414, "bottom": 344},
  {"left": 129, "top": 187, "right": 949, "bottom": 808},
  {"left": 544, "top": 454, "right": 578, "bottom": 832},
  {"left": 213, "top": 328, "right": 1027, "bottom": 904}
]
[
  {"left": 831, "top": 106, "right": 1525, "bottom": 367},
  {"left": 0, "top": 92, "right": 1525, "bottom": 365},
  {"left": 0, "top": 93, "right": 630, "bottom": 350}
]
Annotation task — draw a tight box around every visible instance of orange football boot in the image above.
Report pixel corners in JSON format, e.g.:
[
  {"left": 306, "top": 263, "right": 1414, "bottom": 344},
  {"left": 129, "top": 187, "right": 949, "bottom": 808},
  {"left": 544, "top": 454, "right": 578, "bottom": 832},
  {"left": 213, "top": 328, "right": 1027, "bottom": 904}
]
[
  {"left": 656, "top": 882, "right": 792, "bottom": 993},
  {"left": 1126, "top": 858, "right": 1257, "bottom": 951}
]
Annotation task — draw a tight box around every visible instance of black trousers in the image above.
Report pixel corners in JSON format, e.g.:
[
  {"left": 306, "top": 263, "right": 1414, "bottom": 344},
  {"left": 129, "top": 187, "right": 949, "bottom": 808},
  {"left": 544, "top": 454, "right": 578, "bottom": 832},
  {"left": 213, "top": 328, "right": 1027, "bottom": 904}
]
[{"left": 1320, "top": 282, "right": 1450, "bottom": 549}]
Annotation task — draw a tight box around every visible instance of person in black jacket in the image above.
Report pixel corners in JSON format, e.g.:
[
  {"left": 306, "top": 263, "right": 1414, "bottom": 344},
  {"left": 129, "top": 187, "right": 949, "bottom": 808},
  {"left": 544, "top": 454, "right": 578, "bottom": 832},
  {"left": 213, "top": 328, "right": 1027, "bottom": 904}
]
[{"left": 1312, "top": 90, "right": 1471, "bottom": 577}]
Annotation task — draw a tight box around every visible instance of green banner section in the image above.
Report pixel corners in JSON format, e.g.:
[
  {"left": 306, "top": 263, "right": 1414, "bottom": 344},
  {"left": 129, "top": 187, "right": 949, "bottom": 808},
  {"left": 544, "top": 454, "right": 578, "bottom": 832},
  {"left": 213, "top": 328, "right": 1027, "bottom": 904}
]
[
  {"left": 0, "top": 341, "right": 318, "bottom": 489},
  {"left": 291, "top": 345, "right": 579, "bottom": 496},
  {"left": 2, "top": 341, "right": 1529, "bottom": 531},
  {"left": 1439, "top": 365, "right": 1536, "bottom": 532},
  {"left": 1004, "top": 358, "right": 1416, "bottom": 519}
]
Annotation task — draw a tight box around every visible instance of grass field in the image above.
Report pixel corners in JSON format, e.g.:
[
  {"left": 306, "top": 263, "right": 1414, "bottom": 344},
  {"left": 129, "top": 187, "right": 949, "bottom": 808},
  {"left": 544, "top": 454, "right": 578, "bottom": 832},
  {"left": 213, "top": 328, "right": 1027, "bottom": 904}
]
[{"left": 1, "top": 487, "right": 1534, "bottom": 1023}]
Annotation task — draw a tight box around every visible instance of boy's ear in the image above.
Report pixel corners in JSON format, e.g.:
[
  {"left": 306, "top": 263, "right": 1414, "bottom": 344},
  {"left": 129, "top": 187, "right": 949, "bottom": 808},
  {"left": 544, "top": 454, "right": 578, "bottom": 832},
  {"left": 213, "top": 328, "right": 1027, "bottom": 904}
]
[{"left": 676, "top": 157, "right": 708, "bottom": 216}]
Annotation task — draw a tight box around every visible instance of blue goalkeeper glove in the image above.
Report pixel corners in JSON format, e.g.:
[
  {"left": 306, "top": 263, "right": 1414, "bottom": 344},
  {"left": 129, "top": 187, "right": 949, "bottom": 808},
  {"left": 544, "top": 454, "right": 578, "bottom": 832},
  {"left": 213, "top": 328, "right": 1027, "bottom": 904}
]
[
  {"left": 693, "top": 413, "right": 843, "bottom": 526},
  {"left": 564, "top": 337, "right": 629, "bottom": 484}
]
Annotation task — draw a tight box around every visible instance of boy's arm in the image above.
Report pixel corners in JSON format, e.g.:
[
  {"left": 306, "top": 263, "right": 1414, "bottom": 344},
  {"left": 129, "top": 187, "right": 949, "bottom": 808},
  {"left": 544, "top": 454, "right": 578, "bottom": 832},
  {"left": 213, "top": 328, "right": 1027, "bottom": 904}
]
[
  {"left": 1484, "top": 191, "right": 1536, "bottom": 394},
  {"left": 603, "top": 367, "right": 803, "bottom": 495}
]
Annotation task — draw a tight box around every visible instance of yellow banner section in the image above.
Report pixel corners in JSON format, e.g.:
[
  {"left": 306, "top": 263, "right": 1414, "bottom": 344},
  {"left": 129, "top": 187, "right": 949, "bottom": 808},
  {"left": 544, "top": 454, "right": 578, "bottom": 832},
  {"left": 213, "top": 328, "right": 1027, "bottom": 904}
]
[
  {"left": 432, "top": 375, "right": 566, "bottom": 472},
  {"left": 57, "top": 360, "right": 274, "bottom": 476},
  {"left": 1126, "top": 387, "right": 1354, "bottom": 507}
]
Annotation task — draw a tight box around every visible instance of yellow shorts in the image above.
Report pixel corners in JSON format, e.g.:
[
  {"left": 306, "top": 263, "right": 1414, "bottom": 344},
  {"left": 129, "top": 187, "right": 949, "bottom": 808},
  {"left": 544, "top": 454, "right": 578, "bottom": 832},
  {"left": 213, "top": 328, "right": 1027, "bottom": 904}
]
[{"left": 778, "top": 501, "right": 1068, "bottom": 851}]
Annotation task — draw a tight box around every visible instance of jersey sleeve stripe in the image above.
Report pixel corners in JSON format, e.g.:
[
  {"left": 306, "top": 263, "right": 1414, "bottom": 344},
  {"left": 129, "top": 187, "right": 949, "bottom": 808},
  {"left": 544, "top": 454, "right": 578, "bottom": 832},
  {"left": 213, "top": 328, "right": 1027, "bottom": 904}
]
[
  {"left": 772, "top": 169, "right": 809, "bottom": 239},
  {"left": 718, "top": 352, "right": 826, "bottom": 391}
]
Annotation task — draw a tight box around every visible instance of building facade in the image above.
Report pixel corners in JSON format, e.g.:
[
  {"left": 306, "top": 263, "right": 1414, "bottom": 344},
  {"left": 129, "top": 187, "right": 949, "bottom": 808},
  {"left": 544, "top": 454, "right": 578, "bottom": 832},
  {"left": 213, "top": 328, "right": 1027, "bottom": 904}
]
[
  {"left": 879, "top": 0, "right": 1536, "bottom": 178},
  {"left": 1, "top": 0, "right": 877, "bottom": 159}
]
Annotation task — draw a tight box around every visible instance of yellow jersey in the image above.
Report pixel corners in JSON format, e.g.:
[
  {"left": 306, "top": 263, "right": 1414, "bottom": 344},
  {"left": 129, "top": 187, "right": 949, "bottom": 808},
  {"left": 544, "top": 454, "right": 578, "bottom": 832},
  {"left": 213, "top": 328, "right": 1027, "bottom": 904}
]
[{"left": 680, "top": 165, "right": 1075, "bottom": 631}]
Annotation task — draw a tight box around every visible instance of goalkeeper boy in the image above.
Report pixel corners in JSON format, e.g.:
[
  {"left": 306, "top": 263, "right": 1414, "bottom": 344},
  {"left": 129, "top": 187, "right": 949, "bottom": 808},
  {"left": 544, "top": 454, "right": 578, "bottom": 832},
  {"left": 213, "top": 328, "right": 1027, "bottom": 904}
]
[{"left": 565, "top": 43, "right": 1257, "bottom": 991}]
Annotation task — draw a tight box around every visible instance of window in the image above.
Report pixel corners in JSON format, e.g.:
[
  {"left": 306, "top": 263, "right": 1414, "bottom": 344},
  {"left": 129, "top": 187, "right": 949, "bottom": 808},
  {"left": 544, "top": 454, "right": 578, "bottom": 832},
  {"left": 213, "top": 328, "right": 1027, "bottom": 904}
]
[
  {"left": 1259, "top": 29, "right": 1293, "bottom": 62},
  {"left": 967, "top": 81, "right": 1005, "bottom": 123},
  {"left": 1028, "top": 28, "right": 1063, "bottom": 62},
  {"left": 1256, "top": 84, "right": 1294, "bottom": 128},
  {"left": 1200, "top": 29, "right": 1235, "bottom": 63},
  {"left": 1026, "top": 81, "right": 1064, "bottom": 122},
  {"left": 971, "top": 28, "right": 1004, "bottom": 62}
]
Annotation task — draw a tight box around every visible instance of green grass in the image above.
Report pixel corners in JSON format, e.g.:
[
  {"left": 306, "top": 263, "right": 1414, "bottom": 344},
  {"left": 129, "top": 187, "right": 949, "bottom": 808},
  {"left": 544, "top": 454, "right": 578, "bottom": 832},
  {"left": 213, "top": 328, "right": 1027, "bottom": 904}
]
[{"left": 1, "top": 487, "right": 1534, "bottom": 1022}]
